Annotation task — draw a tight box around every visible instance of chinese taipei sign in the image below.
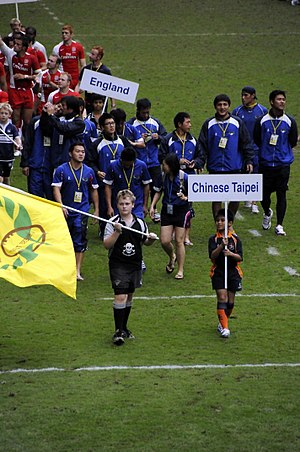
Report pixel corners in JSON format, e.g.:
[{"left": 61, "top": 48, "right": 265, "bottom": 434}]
[
  {"left": 80, "top": 69, "right": 139, "bottom": 104},
  {"left": 188, "top": 174, "right": 263, "bottom": 202}
]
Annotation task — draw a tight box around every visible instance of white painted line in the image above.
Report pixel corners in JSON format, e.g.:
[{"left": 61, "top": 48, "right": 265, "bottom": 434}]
[
  {"left": 97, "top": 293, "right": 299, "bottom": 301},
  {"left": 1, "top": 362, "right": 299, "bottom": 375},
  {"left": 248, "top": 229, "right": 262, "bottom": 237},
  {"left": 234, "top": 211, "right": 244, "bottom": 220},
  {"left": 268, "top": 246, "right": 280, "bottom": 256},
  {"left": 76, "top": 32, "right": 300, "bottom": 38},
  {"left": 284, "top": 266, "right": 300, "bottom": 277}
]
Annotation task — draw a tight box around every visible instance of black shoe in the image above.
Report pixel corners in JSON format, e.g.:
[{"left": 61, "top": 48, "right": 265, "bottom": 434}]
[
  {"left": 123, "top": 328, "right": 135, "bottom": 339},
  {"left": 112, "top": 329, "right": 125, "bottom": 346}
]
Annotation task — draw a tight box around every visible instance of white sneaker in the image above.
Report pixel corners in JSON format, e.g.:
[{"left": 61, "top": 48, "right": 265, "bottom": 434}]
[
  {"left": 221, "top": 328, "right": 230, "bottom": 338},
  {"left": 251, "top": 204, "right": 259, "bottom": 214},
  {"left": 153, "top": 211, "right": 161, "bottom": 223},
  {"left": 14, "top": 150, "right": 22, "bottom": 157},
  {"left": 291, "top": 0, "right": 300, "bottom": 6},
  {"left": 217, "top": 323, "right": 223, "bottom": 334},
  {"left": 244, "top": 201, "right": 252, "bottom": 208},
  {"left": 275, "top": 224, "right": 286, "bottom": 236},
  {"left": 262, "top": 208, "right": 273, "bottom": 230}
]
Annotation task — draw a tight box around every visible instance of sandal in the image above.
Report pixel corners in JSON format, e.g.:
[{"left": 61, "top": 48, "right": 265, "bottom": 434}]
[
  {"left": 175, "top": 273, "right": 184, "bottom": 280},
  {"left": 184, "top": 240, "right": 193, "bottom": 246},
  {"left": 166, "top": 254, "right": 176, "bottom": 273}
]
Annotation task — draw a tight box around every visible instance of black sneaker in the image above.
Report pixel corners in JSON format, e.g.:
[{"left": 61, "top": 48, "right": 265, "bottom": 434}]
[
  {"left": 112, "top": 329, "right": 125, "bottom": 346},
  {"left": 123, "top": 328, "right": 135, "bottom": 339}
]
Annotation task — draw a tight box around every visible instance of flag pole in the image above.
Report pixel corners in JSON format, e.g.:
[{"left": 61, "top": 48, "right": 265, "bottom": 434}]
[
  {"left": 224, "top": 201, "right": 228, "bottom": 289},
  {"left": 0, "top": 183, "right": 159, "bottom": 240},
  {"left": 0, "top": 127, "right": 21, "bottom": 147}
]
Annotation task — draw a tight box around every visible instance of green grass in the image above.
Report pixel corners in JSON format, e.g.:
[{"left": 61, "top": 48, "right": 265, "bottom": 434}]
[{"left": 0, "top": 0, "right": 300, "bottom": 450}]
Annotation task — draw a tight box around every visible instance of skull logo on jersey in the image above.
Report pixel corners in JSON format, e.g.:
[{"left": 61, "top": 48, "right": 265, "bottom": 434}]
[{"left": 122, "top": 242, "right": 135, "bottom": 256}]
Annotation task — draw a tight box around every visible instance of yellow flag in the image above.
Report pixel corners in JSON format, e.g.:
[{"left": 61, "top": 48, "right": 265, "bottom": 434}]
[{"left": 0, "top": 184, "right": 77, "bottom": 299}]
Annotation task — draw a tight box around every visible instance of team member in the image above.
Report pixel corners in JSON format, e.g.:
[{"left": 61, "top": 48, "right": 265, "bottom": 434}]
[
  {"left": 110, "top": 108, "right": 145, "bottom": 150},
  {"left": 232, "top": 86, "right": 268, "bottom": 214},
  {"left": 47, "top": 72, "right": 80, "bottom": 105},
  {"left": 52, "top": 142, "right": 99, "bottom": 280},
  {"left": 0, "top": 102, "right": 22, "bottom": 184},
  {"left": 0, "top": 34, "right": 41, "bottom": 134},
  {"left": 87, "top": 113, "right": 130, "bottom": 238},
  {"left": 86, "top": 94, "right": 105, "bottom": 136},
  {"left": 253, "top": 89, "right": 298, "bottom": 236},
  {"left": 21, "top": 113, "right": 54, "bottom": 199},
  {"left": 53, "top": 24, "right": 86, "bottom": 89},
  {"left": 25, "top": 26, "right": 47, "bottom": 61},
  {"left": 160, "top": 111, "right": 200, "bottom": 245},
  {"left": 37, "top": 54, "right": 62, "bottom": 113},
  {"left": 198, "top": 94, "right": 254, "bottom": 219},
  {"left": 150, "top": 153, "right": 189, "bottom": 280},
  {"left": 209, "top": 208, "right": 243, "bottom": 338},
  {"left": 76, "top": 45, "right": 115, "bottom": 113},
  {"left": 128, "top": 98, "right": 167, "bottom": 222},
  {"left": 104, "top": 147, "right": 151, "bottom": 220},
  {"left": 40, "top": 96, "right": 85, "bottom": 168},
  {"left": 103, "top": 189, "right": 156, "bottom": 345}
]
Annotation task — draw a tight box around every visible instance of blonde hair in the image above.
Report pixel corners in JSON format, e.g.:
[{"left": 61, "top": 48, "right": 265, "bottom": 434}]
[
  {"left": 0, "top": 103, "right": 13, "bottom": 115},
  {"left": 117, "top": 189, "right": 136, "bottom": 203}
]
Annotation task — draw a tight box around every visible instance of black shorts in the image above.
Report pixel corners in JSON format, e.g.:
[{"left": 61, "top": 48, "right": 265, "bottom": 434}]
[
  {"left": 109, "top": 264, "right": 142, "bottom": 295},
  {"left": 0, "top": 161, "right": 14, "bottom": 178},
  {"left": 211, "top": 267, "right": 242, "bottom": 292},
  {"left": 260, "top": 165, "right": 290, "bottom": 193},
  {"left": 161, "top": 204, "right": 190, "bottom": 228},
  {"left": 148, "top": 165, "right": 163, "bottom": 191}
]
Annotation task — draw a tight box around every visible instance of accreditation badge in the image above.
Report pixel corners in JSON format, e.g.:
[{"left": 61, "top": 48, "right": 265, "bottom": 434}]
[
  {"left": 59, "top": 134, "right": 64, "bottom": 145},
  {"left": 144, "top": 133, "right": 152, "bottom": 143},
  {"left": 269, "top": 134, "right": 279, "bottom": 146},
  {"left": 74, "top": 191, "right": 83, "bottom": 203},
  {"left": 218, "top": 137, "right": 228, "bottom": 148},
  {"left": 167, "top": 203, "right": 173, "bottom": 215},
  {"left": 43, "top": 136, "right": 51, "bottom": 147}
]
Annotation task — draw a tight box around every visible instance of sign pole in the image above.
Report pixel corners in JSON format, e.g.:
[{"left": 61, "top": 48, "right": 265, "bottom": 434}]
[{"left": 224, "top": 201, "right": 228, "bottom": 289}]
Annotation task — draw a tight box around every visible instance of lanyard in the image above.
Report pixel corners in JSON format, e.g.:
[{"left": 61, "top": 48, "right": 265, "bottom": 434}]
[
  {"left": 167, "top": 177, "right": 173, "bottom": 203},
  {"left": 175, "top": 132, "right": 186, "bottom": 158},
  {"left": 217, "top": 121, "right": 230, "bottom": 137},
  {"left": 105, "top": 139, "right": 119, "bottom": 158},
  {"left": 69, "top": 162, "right": 83, "bottom": 190},
  {"left": 137, "top": 119, "right": 153, "bottom": 134},
  {"left": 122, "top": 163, "right": 135, "bottom": 189},
  {"left": 270, "top": 119, "right": 282, "bottom": 134}
]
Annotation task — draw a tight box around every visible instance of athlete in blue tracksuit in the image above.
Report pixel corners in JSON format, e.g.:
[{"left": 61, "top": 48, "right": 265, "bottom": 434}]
[
  {"left": 198, "top": 94, "right": 254, "bottom": 219},
  {"left": 253, "top": 90, "right": 298, "bottom": 236}
]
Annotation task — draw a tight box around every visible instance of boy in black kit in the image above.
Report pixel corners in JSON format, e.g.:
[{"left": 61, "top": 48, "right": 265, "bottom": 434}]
[
  {"left": 208, "top": 209, "right": 243, "bottom": 338},
  {"left": 103, "top": 189, "right": 157, "bottom": 346}
]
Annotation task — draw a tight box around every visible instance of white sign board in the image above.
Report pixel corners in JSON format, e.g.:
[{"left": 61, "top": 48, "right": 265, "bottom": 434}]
[
  {"left": 80, "top": 69, "right": 139, "bottom": 104},
  {"left": 188, "top": 174, "right": 263, "bottom": 202},
  {"left": 0, "top": 0, "right": 38, "bottom": 4}
]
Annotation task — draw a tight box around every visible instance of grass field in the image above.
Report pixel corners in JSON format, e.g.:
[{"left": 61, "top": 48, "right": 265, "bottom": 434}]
[{"left": 0, "top": 1, "right": 300, "bottom": 451}]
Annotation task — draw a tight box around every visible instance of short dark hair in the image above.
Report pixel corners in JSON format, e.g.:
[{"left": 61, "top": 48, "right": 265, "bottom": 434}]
[
  {"left": 91, "top": 93, "right": 105, "bottom": 103},
  {"left": 215, "top": 208, "right": 234, "bottom": 223},
  {"left": 136, "top": 98, "right": 151, "bottom": 111},
  {"left": 120, "top": 147, "right": 137, "bottom": 162},
  {"left": 99, "top": 112, "right": 114, "bottom": 128},
  {"left": 15, "top": 35, "right": 30, "bottom": 49},
  {"left": 61, "top": 96, "right": 81, "bottom": 115},
  {"left": 173, "top": 112, "right": 190, "bottom": 128},
  {"left": 69, "top": 142, "right": 85, "bottom": 153},
  {"left": 269, "top": 90, "right": 286, "bottom": 102},
  {"left": 25, "top": 26, "right": 36, "bottom": 36},
  {"left": 163, "top": 153, "right": 180, "bottom": 176},
  {"left": 110, "top": 108, "right": 126, "bottom": 124},
  {"left": 213, "top": 94, "right": 231, "bottom": 107}
]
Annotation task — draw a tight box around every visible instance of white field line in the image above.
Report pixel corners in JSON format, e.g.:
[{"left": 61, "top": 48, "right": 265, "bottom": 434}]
[
  {"left": 1, "top": 362, "right": 299, "bottom": 375},
  {"left": 248, "top": 229, "right": 262, "bottom": 237},
  {"left": 65, "top": 32, "right": 300, "bottom": 38},
  {"left": 268, "top": 246, "right": 280, "bottom": 256},
  {"left": 96, "top": 293, "right": 299, "bottom": 301},
  {"left": 284, "top": 266, "right": 300, "bottom": 277}
]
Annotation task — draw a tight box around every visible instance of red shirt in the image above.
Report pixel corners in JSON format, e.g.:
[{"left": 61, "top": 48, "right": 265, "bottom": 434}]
[
  {"left": 0, "top": 62, "right": 5, "bottom": 78},
  {"left": 0, "top": 52, "right": 5, "bottom": 66},
  {"left": 40, "top": 68, "right": 62, "bottom": 102},
  {"left": 53, "top": 40, "right": 85, "bottom": 85},
  {"left": 48, "top": 88, "right": 80, "bottom": 104},
  {"left": 27, "top": 46, "right": 46, "bottom": 68},
  {"left": 11, "top": 52, "right": 40, "bottom": 89}
]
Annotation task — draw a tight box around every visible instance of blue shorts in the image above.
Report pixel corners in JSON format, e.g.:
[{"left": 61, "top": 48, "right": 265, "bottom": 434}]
[{"left": 67, "top": 214, "right": 88, "bottom": 253}]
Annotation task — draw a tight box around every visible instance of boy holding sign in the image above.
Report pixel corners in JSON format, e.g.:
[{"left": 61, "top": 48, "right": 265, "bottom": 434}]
[{"left": 208, "top": 209, "right": 243, "bottom": 338}]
